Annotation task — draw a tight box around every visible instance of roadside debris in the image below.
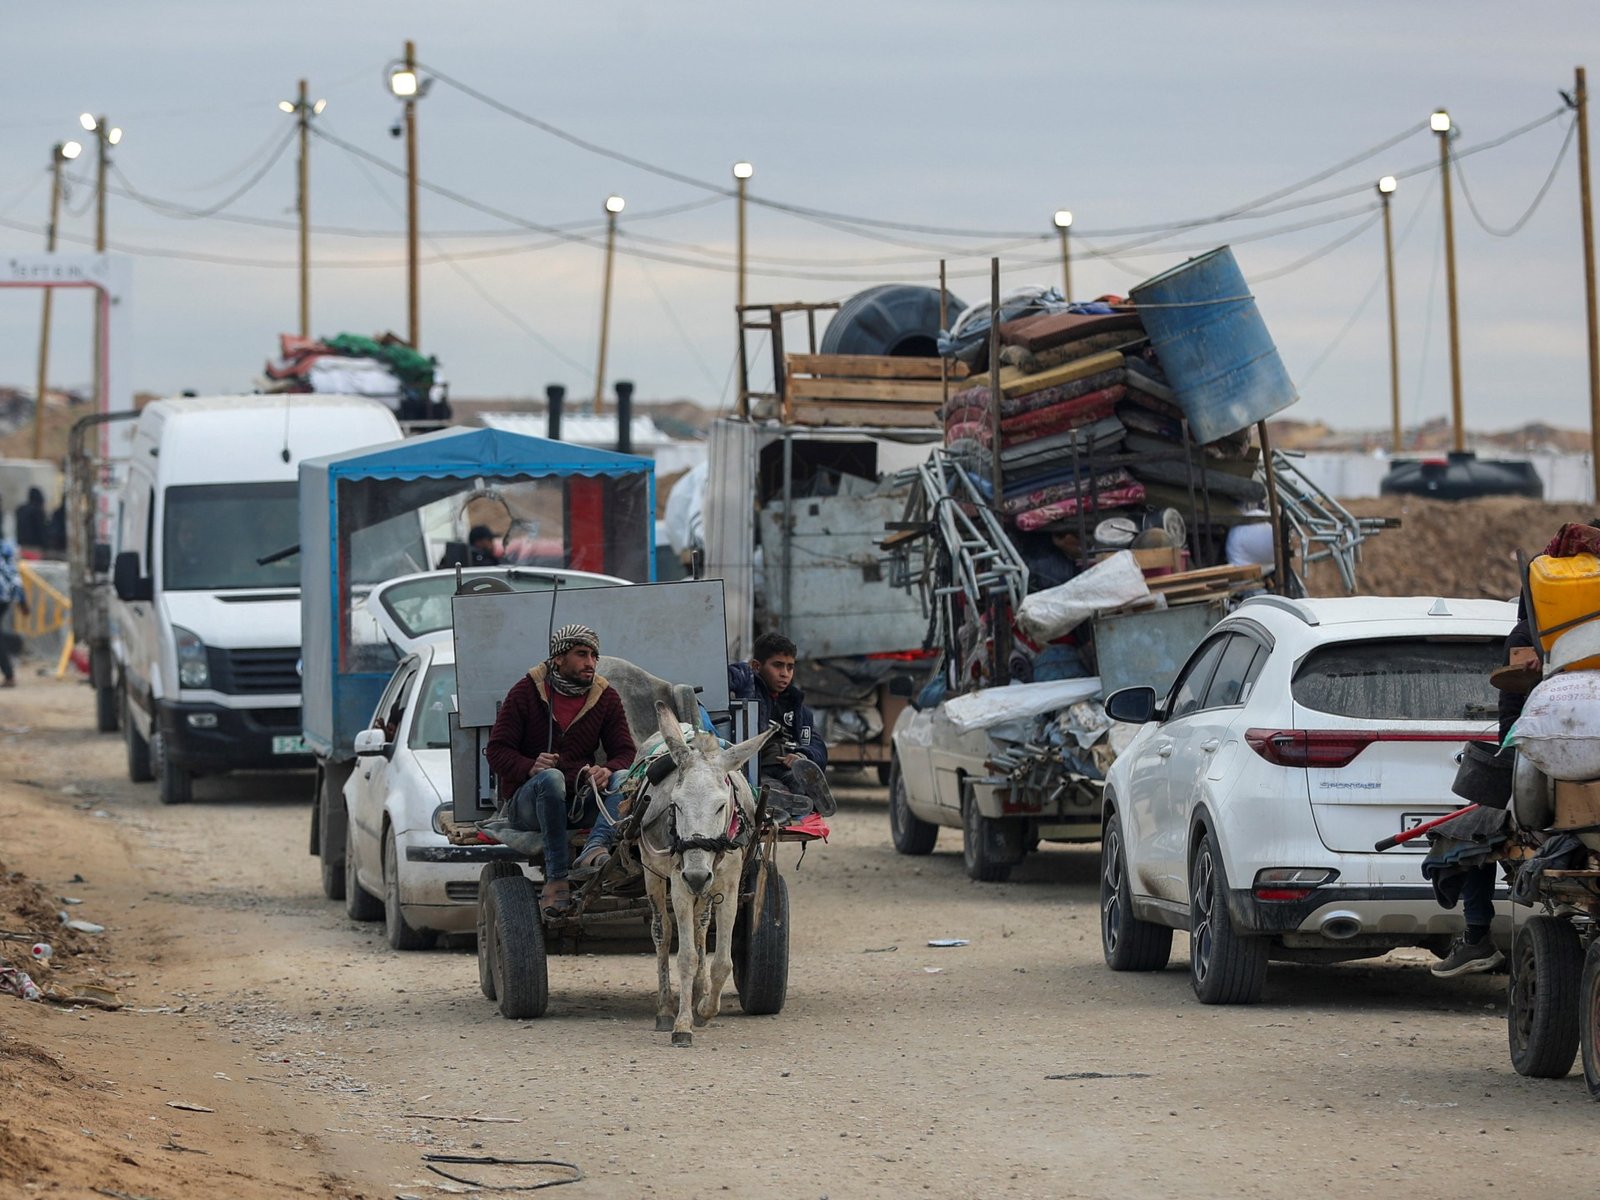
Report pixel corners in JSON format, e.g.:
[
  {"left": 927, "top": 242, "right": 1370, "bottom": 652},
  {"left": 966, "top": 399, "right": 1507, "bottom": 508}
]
[
  {"left": 927, "top": 938, "right": 970, "bottom": 947},
  {"left": 1, "top": 964, "right": 42, "bottom": 1000}
]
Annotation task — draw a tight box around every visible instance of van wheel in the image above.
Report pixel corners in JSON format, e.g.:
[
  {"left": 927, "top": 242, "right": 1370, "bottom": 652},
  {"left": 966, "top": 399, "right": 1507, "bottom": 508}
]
[
  {"left": 1101, "top": 810, "right": 1172, "bottom": 972},
  {"left": 152, "top": 732, "right": 192, "bottom": 805},
  {"left": 95, "top": 683, "right": 119, "bottom": 734},
  {"left": 123, "top": 686, "right": 152, "bottom": 783},
  {"left": 888, "top": 758, "right": 937, "bottom": 856},
  {"left": 1189, "top": 832, "right": 1268, "bottom": 1004}
]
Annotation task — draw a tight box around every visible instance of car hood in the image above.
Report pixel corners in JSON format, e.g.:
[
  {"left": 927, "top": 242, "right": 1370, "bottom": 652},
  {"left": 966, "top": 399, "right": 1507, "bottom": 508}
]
[{"left": 162, "top": 590, "right": 300, "bottom": 648}]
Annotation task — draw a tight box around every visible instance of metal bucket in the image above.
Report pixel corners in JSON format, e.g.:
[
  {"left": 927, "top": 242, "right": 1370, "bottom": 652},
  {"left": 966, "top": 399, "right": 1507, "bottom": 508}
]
[
  {"left": 1451, "top": 740, "right": 1514, "bottom": 808},
  {"left": 1130, "top": 246, "right": 1298, "bottom": 444}
]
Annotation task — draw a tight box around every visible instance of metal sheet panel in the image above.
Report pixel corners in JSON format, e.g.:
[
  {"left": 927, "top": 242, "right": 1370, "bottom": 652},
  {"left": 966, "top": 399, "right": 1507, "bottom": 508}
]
[
  {"left": 298, "top": 456, "right": 335, "bottom": 754},
  {"left": 704, "top": 419, "right": 757, "bottom": 658},
  {"left": 1092, "top": 599, "right": 1227, "bottom": 698},
  {"left": 451, "top": 580, "right": 730, "bottom": 728}
]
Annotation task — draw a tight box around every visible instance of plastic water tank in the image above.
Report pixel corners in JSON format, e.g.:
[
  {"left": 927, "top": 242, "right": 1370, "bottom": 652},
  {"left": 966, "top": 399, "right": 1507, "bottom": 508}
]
[
  {"left": 821, "top": 284, "right": 966, "bottom": 358},
  {"left": 1379, "top": 451, "right": 1544, "bottom": 500}
]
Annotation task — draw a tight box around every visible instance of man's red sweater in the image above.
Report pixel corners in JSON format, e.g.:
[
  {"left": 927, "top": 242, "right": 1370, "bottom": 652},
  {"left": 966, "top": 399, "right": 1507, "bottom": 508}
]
[{"left": 485, "top": 664, "right": 635, "bottom": 800}]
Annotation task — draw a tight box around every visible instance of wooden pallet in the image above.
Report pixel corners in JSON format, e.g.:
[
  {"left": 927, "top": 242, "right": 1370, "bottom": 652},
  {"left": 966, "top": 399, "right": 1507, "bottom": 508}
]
[{"left": 783, "top": 354, "right": 964, "bottom": 428}]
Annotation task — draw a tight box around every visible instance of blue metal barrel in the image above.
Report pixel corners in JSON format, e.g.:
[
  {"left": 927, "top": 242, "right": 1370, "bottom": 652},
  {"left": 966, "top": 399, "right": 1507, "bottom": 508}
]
[{"left": 1130, "top": 247, "right": 1298, "bottom": 444}]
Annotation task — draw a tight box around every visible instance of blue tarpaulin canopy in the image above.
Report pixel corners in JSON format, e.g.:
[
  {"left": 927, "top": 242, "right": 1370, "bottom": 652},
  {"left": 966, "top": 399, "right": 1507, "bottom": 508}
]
[{"left": 300, "top": 427, "right": 655, "bottom": 759}]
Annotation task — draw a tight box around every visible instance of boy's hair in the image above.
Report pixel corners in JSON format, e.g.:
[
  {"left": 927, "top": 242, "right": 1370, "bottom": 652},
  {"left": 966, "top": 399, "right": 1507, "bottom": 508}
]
[{"left": 752, "top": 632, "right": 798, "bottom": 662}]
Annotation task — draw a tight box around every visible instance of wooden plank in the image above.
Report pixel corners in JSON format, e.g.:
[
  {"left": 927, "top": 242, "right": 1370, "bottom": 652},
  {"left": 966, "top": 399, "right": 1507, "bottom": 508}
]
[
  {"left": 787, "top": 376, "right": 947, "bottom": 403},
  {"left": 787, "top": 402, "right": 940, "bottom": 428},
  {"left": 1146, "top": 563, "right": 1263, "bottom": 588},
  {"left": 787, "top": 353, "right": 965, "bottom": 381}
]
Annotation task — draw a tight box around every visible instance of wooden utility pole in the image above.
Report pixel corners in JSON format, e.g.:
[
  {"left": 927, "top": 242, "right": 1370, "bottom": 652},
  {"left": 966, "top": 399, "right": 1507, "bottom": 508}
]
[
  {"left": 297, "top": 79, "right": 311, "bottom": 338},
  {"left": 403, "top": 40, "right": 420, "bottom": 349},
  {"left": 32, "top": 143, "right": 73, "bottom": 459},
  {"left": 734, "top": 162, "right": 752, "bottom": 313},
  {"left": 1576, "top": 66, "right": 1600, "bottom": 503},
  {"left": 1378, "top": 178, "right": 1402, "bottom": 451},
  {"left": 1054, "top": 210, "right": 1073, "bottom": 300},
  {"left": 1434, "top": 111, "right": 1466, "bottom": 453},
  {"left": 593, "top": 197, "right": 624, "bottom": 413}
]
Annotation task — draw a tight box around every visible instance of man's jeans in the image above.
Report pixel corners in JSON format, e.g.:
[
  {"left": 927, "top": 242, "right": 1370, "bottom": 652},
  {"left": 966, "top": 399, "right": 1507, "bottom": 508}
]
[
  {"left": 507, "top": 768, "right": 622, "bottom": 882},
  {"left": 1461, "top": 863, "right": 1497, "bottom": 932}
]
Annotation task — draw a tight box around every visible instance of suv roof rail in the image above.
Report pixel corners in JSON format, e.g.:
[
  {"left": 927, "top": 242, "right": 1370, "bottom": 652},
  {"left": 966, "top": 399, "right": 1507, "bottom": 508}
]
[{"left": 1238, "top": 594, "right": 1319, "bottom": 626}]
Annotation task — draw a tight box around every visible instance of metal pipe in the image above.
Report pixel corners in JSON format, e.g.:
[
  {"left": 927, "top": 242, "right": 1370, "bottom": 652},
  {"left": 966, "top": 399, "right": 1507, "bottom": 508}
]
[
  {"left": 615, "top": 380, "right": 634, "bottom": 455},
  {"left": 545, "top": 384, "right": 565, "bottom": 441},
  {"left": 781, "top": 431, "right": 794, "bottom": 634}
]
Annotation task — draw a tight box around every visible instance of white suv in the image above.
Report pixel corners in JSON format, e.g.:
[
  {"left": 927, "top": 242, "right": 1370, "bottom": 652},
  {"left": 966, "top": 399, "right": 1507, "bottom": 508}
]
[{"left": 1100, "top": 594, "right": 1514, "bottom": 1004}]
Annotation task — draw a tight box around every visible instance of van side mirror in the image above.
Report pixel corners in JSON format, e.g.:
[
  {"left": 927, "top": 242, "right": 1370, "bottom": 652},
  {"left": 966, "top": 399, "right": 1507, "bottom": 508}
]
[
  {"left": 1104, "top": 686, "right": 1158, "bottom": 725},
  {"left": 92, "top": 543, "right": 112, "bottom": 573},
  {"left": 113, "top": 551, "right": 152, "bottom": 602}
]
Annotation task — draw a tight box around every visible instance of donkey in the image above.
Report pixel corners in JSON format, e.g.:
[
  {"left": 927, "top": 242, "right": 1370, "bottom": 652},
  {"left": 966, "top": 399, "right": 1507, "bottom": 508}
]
[{"left": 637, "top": 701, "right": 772, "bottom": 1047}]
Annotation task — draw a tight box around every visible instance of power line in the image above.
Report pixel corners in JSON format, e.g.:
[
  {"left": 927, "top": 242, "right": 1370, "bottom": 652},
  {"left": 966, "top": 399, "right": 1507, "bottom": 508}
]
[
  {"left": 107, "top": 125, "right": 297, "bottom": 220},
  {"left": 1452, "top": 117, "right": 1576, "bottom": 238},
  {"left": 1250, "top": 210, "right": 1384, "bottom": 284}
]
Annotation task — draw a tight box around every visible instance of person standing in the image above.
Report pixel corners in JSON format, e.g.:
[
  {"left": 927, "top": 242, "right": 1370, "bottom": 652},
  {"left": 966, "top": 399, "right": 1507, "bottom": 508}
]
[
  {"left": 13, "top": 488, "right": 47, "bottom": 552},
  {"left": 0, "top": 537, "right": 30, "bottom": 688}
]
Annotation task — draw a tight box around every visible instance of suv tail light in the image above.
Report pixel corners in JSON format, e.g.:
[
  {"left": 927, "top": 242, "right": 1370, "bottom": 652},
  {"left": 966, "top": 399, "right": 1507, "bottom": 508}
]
[
  {"left": 1245, "top": 728, "right": 1485, "bottom": 768},
  {"left": 1252, "top": 867, "right": 1338, "bottom": 901}
]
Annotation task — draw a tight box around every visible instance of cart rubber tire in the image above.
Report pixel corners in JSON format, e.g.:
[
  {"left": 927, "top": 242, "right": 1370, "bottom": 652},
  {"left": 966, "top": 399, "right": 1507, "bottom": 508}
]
[
  {"left": 1189, "top": 832, "right": 1268, "bottom": 1005},
  {"left": 888, "top": 758, "right": 937, "bottom": 856},
  {"left": 95, "top": 683, "right": 119, "bottom": 734},
  {"left": 318, "top": 774, "right": 346, "bottom": 901},
  {"left": 734, "top": 866, "right": 789, "bottom": 1016},
  {"left": 1101, "top": 810, "right": 1173, "bottom": 972},
  {"left": 1579, "top": 938, "right": 1600, "bottom": 1099},
  {"left": 485, "top": 875, "right": 549, "bottom": 1019},
  {"left": 123, "top": 686, "right": 152, "bottom": 783},
  {"left": 344, "top": 828, "right": 384, "bottom": 922},
  {"left": 1508, "top": 914, "right": 1582, "bottom": 1079},
  {"left": 962, "top": 784, "right": 1022, "bottom": 883},
  {"left": 152, "top": 732, "right": 192, "bottom": 806},
  {"left": 383, "top": 828, "right": 437, "bottom": 951},
  {"left": 477, "top": 862, "right": 524, "bottom": 999}
]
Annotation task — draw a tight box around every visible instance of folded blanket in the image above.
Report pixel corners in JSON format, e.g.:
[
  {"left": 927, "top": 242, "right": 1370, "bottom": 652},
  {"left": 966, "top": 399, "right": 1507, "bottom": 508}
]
[
  {"left": 1001, "top": 329, "right": 1146, "bottom": 376},
  {"left": 998, "top": 385, "right": 1126, "bottom": 443},
  {"left": 1015, "top": 483, "right": 1147, "bottom": 531},
  {"left": 999, "top": 416, "right": 1126, "bottom": 470},
  {"left": 1126, "top": 455, "right": 1265, "bottom": 504},
  {"left": 998, "top": 310, "right": 1145, "bottom": 354},
  {"left": 1002, "top": 468, "right": 1140, "bottom": 515}
]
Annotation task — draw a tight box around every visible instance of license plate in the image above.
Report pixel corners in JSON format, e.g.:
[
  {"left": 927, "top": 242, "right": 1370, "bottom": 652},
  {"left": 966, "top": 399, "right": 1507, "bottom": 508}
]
[
  {"left": 1400, "top": 812, "right": 1433, "bottom": 832},
  {"left": 272, "top": 735, "right": 308, "bottom": 755}
]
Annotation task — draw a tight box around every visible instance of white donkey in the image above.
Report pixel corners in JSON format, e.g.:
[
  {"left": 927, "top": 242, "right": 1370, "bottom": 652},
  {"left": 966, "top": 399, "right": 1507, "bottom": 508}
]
[{"left": 638, "top": 702, "right": 772, "bottom": 1047}]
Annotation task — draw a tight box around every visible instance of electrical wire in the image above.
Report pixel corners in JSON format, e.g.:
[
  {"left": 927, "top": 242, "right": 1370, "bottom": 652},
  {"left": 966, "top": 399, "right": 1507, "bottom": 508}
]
[
  {"left": 0, "top": 169, "right": 46, "bottom": 219},
  {"left": 635, "top": 258, "right": 725, "bottom": 393},
  {"left": 155, "top": 122, "right": 298, "bottom": 194},
  {"left": 1250, "top": 210, "right": 1384, "bottom": 284},
  {"left": 1452, "top": 117, "right": 1576, "bottom": 238},
  {"left": 108, "top": 125, "right": 297, "bottom": 220}
]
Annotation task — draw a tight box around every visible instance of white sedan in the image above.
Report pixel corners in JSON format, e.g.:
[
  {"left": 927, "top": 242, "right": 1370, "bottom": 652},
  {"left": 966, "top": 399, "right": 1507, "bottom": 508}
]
[{"left": 1100, "top": 594, "right": 1514, "bottom": 1004}]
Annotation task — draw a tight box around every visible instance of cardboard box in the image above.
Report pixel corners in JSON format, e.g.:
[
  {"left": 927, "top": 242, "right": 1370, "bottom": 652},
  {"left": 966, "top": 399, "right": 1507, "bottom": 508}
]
[{"left": 1553, "top": 778, "right": 1600, "bottom": 829}]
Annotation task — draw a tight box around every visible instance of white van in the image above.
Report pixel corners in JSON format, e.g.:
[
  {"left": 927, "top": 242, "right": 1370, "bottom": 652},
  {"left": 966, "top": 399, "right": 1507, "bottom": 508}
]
[{"left": 112, "top": 395, "right": 403, "bottom": 804}]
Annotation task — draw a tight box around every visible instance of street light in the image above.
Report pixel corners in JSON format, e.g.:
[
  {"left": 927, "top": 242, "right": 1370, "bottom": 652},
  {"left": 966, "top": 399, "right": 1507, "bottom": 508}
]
[
  {"left": 1376, "top": 176, "right": 1402, "bottom": 450},
  {"left": 593, "top": 195, "right": 625, "bottom": 413},
  {"left": 388, "top": 41, "right": 427, "bottom": 348},
  {"left": 1432, "top": 108, "right": 1465, "bottom": 451},
  {"left": 389, "top": 67, "right": 419, "bottom": 98},
  {"left": 281, "top": 83, "right": 326, "bottom": 338},
  {"left": 79, "top": 112, "right": 95, "bottom": 131},
  {"left": 59, "top": 141, "right": 81, "bottom": 161},
  {"left": 1053, "top": 209, "right": 1073, "bottom": 300},
  {"left": 733, "top": 162, "right": 753, "bottom": 311}
]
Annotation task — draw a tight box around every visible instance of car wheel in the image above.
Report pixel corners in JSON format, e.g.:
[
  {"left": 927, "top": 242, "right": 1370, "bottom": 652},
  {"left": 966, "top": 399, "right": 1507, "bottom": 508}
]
[
  {"left": 1580, "top": 938, "right": 1600, "bottom": 1099},
  {"left": 485, "top": 875, "right": 549, "bottom": 1019},
  {"left": 1101, "top": 810, "right": 1173, "bottom": 972},
  {"left": 123, "top": 686, "right": 152, "bottom": 783},
  {"left": 151, "top": 731, "right": 192, "bottom": 805},
  {"left": 888, "top": 757, "right": 938, "bottom": 856},
  {"left": 1189, "top": 831, "right": 1267, "bottom": 1004},
  {"left": 1508, "top": 914, "right": 1581, "bottom": 1078},
  {"left": 961, "top": 783, "right": 1023, "bottom": 883},
  {"left": 383, "top": 828, "right": 437, "bottom": 951},
  {"left": 344, "top": 824, "right": 384, "bottom": 922},
  {"left": 477, "top": 861, "right": 524, "bottom": 999}
]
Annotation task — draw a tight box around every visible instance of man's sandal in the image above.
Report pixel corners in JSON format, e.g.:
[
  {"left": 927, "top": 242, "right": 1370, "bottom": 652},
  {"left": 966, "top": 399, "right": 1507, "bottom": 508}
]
[
  {"left": 539, "top": 886, "right": 577, "bottom": 920},
  {"left": 569, "top": 846, "right": 611, "bottom": 881}
]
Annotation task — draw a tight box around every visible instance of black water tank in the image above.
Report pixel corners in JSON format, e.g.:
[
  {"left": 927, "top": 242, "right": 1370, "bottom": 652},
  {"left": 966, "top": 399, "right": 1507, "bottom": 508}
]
[
  {"left": 1379, "top": 451, "right": 1544, "bottom": 501},
  {"left": 820, "top": 284, "right": 967, "bottom": 358}
]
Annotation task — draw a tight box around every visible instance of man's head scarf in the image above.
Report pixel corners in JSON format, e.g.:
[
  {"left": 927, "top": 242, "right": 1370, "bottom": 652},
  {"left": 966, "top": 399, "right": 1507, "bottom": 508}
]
[{"left": 550, "top": 623, "right": 599, "bottom": 657}]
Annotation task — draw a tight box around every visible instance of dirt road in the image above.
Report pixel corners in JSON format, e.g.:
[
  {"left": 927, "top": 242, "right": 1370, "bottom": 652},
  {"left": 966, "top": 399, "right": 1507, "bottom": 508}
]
[{"left": 2, "top": 678, "right": 1596, "bottom": 1199}]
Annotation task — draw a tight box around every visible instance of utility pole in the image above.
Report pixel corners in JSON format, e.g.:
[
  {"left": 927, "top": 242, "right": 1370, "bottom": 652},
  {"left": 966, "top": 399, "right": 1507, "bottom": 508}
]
[
  {"left": 1432, "top": 110, "right": 1465, "bottom": 453},
  {"left": 297, "top": 80, "right": 311, "bottom": 338},
  {"left": 1575, "top": 66, "right": 1600, "bottom": 503},
  {"left": 1053, "top": 210, "right": 1073, "bottom": 299},
  {"left": 388, "top": 41, "right": 423, "bottom": 348},
  {"left": 33, "top": 140, "right": 81, "bottom": 460},
  {"left": 593, "top": 196, "right": 624, "bottom": 413},
  {"left": 1377, "top": 176, "right": 1402, "bottom": 452},
  {"left": 733, "top": 162, "right": 753, "bottom": 313},
  {"left": 80, "top": 113, "right": 119, "bottom": 427}
]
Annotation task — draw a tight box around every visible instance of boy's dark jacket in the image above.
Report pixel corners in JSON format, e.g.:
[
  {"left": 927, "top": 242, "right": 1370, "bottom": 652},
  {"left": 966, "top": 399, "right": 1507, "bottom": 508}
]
[{"left": 727, "top": 661, "right": 827, "bottom": 768}]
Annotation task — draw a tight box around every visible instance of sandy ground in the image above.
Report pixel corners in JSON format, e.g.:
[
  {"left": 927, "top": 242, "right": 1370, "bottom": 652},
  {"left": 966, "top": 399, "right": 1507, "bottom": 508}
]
[{"left": 2, "top": 676, "right": 1599, "bottom": 1200}]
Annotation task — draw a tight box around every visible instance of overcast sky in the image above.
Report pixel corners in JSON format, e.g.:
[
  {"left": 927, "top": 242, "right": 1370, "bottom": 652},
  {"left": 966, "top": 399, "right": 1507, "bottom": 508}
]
[{"left": 2, "top": 2, "right": 1596, "bottom": 434}]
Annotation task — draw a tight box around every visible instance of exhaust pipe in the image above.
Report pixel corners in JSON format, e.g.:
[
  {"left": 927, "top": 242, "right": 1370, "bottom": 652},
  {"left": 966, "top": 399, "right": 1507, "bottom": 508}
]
[
  {"left": 1319, "top": 913, "right": 1362, "bottom": 941},
  {"left": 615, "top": 380, "right": 634, "bottom": 455},
  {"left": 546, "top": 384, "right": 565, "bottom": 441}
]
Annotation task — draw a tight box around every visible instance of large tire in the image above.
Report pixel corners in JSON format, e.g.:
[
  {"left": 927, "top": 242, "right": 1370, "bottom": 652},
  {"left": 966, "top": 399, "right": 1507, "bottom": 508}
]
[
  {"left": 1508, "top": 914, "right": 1582, "bottom": 1078},
  {"left": 961, "top": 784, "right": 1023, "bottom": 883},
  {"left": 1189, "top": 832, "right": 1268, "bottom": 1005},
  {"left": 734, "top": 864, "right": 789, "bottom": 1016},
  {"left": 95, "top": 683, "right": 119, "bottom": 734},
  {"left": 888, "top": 758, "right": 938, "bottom": 856},
  {"left": 383, "top": 828, "right": 436, "bottom": 951},
  {"left": 123, "top": 686, "right": 152, "bottom": 783},
  {"left": 477, "top": 861, "right": 524, "bottom": 999},
  {"left": 151, "top": 731, "right": 192, "bottom": 806},
  {"left": 1579, "top": 938, "right": 1600, "bottom": 1099},
  {"left": 318, "top": 772, "right": 347, "bottom": 901},
  {"left": 485, "top": 875, "right": 548, "bottom": 1019},
  {"left": 344, "top": 827, "right": 384, "bottom": 922},
  {"left": 1101, "top": 810, "right": 1173, "bottom": 972}
]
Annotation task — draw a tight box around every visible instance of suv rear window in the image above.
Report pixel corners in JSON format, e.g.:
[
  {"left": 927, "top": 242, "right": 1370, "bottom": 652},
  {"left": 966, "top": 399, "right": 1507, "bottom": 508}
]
[{"left": 1291, "top": 637, "right": 1501, "bottom": 721}]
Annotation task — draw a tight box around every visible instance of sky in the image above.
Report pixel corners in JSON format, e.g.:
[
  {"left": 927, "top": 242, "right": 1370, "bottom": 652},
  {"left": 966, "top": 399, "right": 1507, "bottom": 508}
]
[{"left": 1, "top": 1, "right": 1597, "bottom": 435}]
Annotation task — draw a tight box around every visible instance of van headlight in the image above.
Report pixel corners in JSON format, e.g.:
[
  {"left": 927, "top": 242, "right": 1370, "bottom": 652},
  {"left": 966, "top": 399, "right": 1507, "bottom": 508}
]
[{"left": 174, "top": 626, "right": 210, "bottom": 689}]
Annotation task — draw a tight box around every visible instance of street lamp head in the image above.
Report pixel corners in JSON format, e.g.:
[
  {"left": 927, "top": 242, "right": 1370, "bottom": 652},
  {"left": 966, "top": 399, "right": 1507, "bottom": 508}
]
[
  {"left": 1377, "top": 175, "right": 1397, "bottom": 195},
  {"left": 732, "top": 161, "right": 754, "bottom": 180},
  {"left": 390, "top": 68, "right": 419, "bottom": 98},
  {"left": 58, "top": 141, "right": 82, "bottom": 161},
  {"left": 312, "top": 98, "right": 327, "bottom": 115},
  {"left": 79, "top": 113, "right": 97, "bottom": 132},
  {"left": 107, "top": 127, "right": 122, "bottom": 146},
  {"left": 279, "top": 100, "right": 296, "bottom": 114},
  {"left": 605, "top": 194, "right": 626, "bottom": 214},
  {"left": 1430, "top": 110, "right": 1451, "bottom": 133},
  {"left": 1053, "top": 209, "right": 1073, "bottom": 229}
]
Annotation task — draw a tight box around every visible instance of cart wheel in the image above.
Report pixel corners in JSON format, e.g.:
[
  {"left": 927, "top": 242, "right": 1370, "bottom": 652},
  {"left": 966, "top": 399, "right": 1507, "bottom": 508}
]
[
  {"left": 1508, "top": 914, "right": 1582, "bottom": 1078},
  {"left": 484, "top": 875, "right": 548, "bottom": 1019},
  {"left": 1580, "top": 938, "right": 1600, "bottom": 1099},
  {"left": 734, "top": 865, "right": 789, "bottom": 1015},
  {"left": 476, "top": 862, "right": 523, "bottom": 999}
]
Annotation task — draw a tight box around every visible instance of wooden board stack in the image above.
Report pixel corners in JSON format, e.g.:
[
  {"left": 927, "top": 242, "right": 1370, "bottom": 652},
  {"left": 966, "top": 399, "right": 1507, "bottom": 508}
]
[{"left": 783, "top": 354, "right": 966, "bottom": 428}]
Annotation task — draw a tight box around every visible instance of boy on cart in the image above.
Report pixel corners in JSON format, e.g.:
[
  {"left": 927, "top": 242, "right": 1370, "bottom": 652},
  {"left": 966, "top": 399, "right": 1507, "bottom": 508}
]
[{"left": 728, "top": 632, "right": 835, "bottom": 821}]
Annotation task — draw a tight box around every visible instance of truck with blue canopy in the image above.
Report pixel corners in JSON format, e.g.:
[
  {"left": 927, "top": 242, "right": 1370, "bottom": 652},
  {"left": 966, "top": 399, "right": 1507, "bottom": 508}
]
[{"left": 299, "top": 425, "right": 656, "bottom": 900}]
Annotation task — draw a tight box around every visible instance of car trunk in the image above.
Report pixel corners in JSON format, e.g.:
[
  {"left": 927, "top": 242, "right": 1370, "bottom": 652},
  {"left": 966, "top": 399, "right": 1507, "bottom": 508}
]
[{"left": 1284, "top": 635, "right": 1502, "bottom": 854}]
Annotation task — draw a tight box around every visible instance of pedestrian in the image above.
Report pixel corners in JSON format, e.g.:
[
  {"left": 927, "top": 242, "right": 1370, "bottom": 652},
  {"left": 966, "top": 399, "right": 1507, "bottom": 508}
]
[
  {"left": 13, "top": 487, "right": 47, "bottom": 551},
  {"left": 0, "top": 536, "right": 30, "bottom": 688},
  {"left": 467, "top": 524, "right": 501, "bottom": 566},
  {"left": 727, "top": 632, "right": 834, "bottom": 819}
]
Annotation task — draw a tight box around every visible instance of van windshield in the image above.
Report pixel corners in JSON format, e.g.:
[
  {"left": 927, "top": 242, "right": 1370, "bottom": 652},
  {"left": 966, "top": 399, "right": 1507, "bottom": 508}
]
[{"left": 163, "top": 482, "right": 299, "bottom": 591}]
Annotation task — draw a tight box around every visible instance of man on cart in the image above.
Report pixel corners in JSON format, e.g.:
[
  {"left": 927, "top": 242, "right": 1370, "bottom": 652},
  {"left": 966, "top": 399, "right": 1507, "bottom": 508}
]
[{"left": 485, "top": 623, "right": 634, "bottom": 919}]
